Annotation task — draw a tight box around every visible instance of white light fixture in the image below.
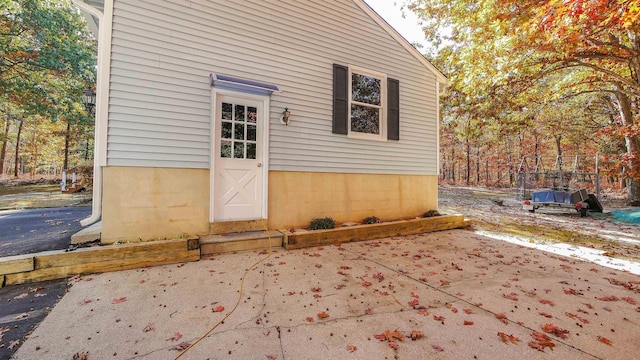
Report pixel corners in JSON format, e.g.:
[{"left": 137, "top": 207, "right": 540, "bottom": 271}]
[{"left": 280, "top": 107, "right": 291, "bottom": 125}]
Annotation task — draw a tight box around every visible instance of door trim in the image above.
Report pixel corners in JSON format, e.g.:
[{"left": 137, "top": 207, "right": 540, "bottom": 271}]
[{"left": 210, "top": 88, "right": 270, "bottom": 223}]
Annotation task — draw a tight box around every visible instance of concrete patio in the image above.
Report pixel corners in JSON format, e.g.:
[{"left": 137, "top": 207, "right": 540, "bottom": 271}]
[{"left": 13, "top": 229, "right": 640, "bottom": 359}]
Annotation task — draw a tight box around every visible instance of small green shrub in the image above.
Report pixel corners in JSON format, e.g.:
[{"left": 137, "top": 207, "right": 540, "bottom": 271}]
[
  {"left": 309, "top": 217, "right": 336, "bottom": 230},
  {"left": 422, "top": 210, "right": 441, "bottom": 218},
  {"left": 362, "top": 216, "right": 380, "bottom": 224}
]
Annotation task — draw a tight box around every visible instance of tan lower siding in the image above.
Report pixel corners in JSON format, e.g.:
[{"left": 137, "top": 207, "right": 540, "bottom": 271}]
[
  {"left": 101, "top": 167, "right": 210, "bottom": 244},
  {"left": 268, "top": 171, "right": 438, "bottom": 230}
]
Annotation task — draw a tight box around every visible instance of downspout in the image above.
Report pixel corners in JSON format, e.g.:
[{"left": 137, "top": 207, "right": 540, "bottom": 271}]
[{"left": 73, "top": 0, "right": 114, "bottom": 226}]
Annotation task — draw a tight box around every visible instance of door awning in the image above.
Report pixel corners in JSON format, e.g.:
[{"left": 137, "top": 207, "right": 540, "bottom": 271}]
[{"left": 210, "top": 74, "right": 280, "bottom": 96}]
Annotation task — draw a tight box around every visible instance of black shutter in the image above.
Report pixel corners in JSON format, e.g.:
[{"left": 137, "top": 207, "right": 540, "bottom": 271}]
[
  {"left": 333, "top": 64, "right": 348, "bottom": 135},
  {"left": 387, "top": 78, "right": 400, "bottom": 140}
]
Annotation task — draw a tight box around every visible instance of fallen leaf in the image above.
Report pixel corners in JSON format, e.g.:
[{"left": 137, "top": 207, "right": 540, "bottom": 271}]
[
  {"left": 464, "top": 320, "right": 474, "bottom": 325},
  {"left": 539, "top": 299, "right": 555, "bottom": 306},
  {"left": 346, "top": 344, "right": 357, "bottom": 352},
  {"left": 597, "top": 295, "right": 619, "bottom": 302},
  {"left": 463, "top": 308, "right": 474, "bottom": 314},
  {"left": 373, "top": 272, "right": 384, "bottom": 282},
  {"left": 14, "top": 293, "right": 28, "bottom": 300},
  {"left": 362, "top": 281, "right": 373, "bottom": 287},
  {"left": 529, "top": 331, "right": 555, "bottom": 352},
  {"left": 541, "top": 323, "right": 569, "bottom": 339},
  {"left": 388, "top": 342, "right": 399, "bottom": 349},
  {"left": 432, "top": 344, "right": 444, "bottom": 352},
  {"left": 317, "top": 312, "right": 329, "bottom": 319},
  {"left": 410, "top": 330, "right": 423, "bottom": 340},
  {"left": 597, "top": 336, "right": 613, "bottom": 345},
  {"left": 539, "top": 312, "right": 553, "bottom": 318},
  {"left": 408, "top": 299, "right": 419, "bottom": 307},
  {"left": 72, "top": 352, "right": 89, "bottom": 360},
  {"left": 305, "top": 317, "right": 314, "bottom": 322},
  {"left": 311, "top": 287, "right": 321, "bottom": 292},
  {"left": 78, "top": 299, "right": 93, "bottom": 306},
  {"left": 112, "top": 297, "right": 127, "bottom": 304},
  {"left": 365, "top": 308, "right": 372, "bottom": 315},
  {"left": 166, "top": 332, "right": 183, "bottom": 342},
  {"left": 433, "top": 315, "right": 445, "bottom": 321},
  {"left": 622, "top": 297, "right": 636, "bottom": 305},
  {"left": 143, "top": 323, "right": 155, "bottom": 332},
  {"left": 213, "top": 306, "right": 225, "bottom": 312},
  {"left": 495, "top": 313, "right": 508, "bottom": 324},
  {"left": 8, "top": 340, "right": 20, "bottom": 349},
  {"left": 497, "top": 332, "right": 520, "bottom": 344},
  {"left": 168, "top": 341, "right": 191, "bottom": 351}
]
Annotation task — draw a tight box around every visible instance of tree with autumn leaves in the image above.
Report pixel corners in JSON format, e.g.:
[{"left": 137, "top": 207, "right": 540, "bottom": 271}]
[
  {"left": 1, "top": 0, "right": 95, "bottom": 177},
  {"left": 406, "top": 0, "right": 640, "bottom": 205}
]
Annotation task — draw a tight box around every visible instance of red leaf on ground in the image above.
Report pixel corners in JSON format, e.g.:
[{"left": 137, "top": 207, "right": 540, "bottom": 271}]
[
  {"left": 408, "top": 299, "right": 419, "bottom": 307},
  {"left": 463, "top": 308, "right": 474, "bottom": 314},
  {"left": 168, "top": 341, "right": 191, "bottom": 351},
  {"left": 311, "top": 287, "right": 321, "bottom": 292},
  {"left": 622, "top": 297, "right": 636, "bottom": 305},
  {"left": 373, "top": 272, "right": 384, "bottom": 282},
  {"left": 306, "top": 317, "right": 314, "bottom": 322},
  {"left": 411, "top": 291, "right": 420, "bottom": 298},
  {"left": 112, "top": 297, "right": 127, "bottom": 304},
  {"left": 362, "top": 281, "right": 372, "bottom": 287},
  {"left": 213, "top": 306, "right": 225, "bottom": 312},
  {"left": 78, "top": 299, "right": 93, "bottom": 306},
  {"left": 166, "top": 332, "right": 183, "bottom": 342},
  {"left": 143, "top": 323, "right": 155, "bottom": 332},
  {"left": 541, "top": 323, "right": 569, "bottom": 339},
  {"left": 418, "top": 309, "right": 430, "bottom": 316},
  {"left": 597, "top": 336, "right": 613, "bottom": 345},
  {"left": 498, "top": 332, "right": 520, "bottom": 344},
  {"left": 340, "top": 265, "right": 351, "bottom": 270},
  {"left": 317, "top": 311, "right": 329, "bottom": 319},
  {"left": 503, "top": 293, "right": 519, "bottom": 301},
  {"left": 495, "top": 313, "right": 508, "bottom": 324},
  {"left": 539, "top": 299, "right": 555, "bottom": 306},
  {"left": 388, "top": 342, "right": 399, "bottom": 349},
  {"left": 365, "top": 308, "right": 372, "bottom": 315},
  {"left": 529, "top": 331, "right": 555, "bottom": 352},
  {"left": 410, "top": 330, "right": 423, "bottom": 340},
  {"left": 464, "top": 320, "right": 474, "bottom": 325},
  {"left": 539, "top": 312, "right": 553, "bottom": 318},
  {"left": 374, "top": 333, "right": 387, "bottom": 341},
  {"left": 597, "top": 295, "right": 619, "bottom": 302},
  {"left": 432, "top": 344, "right": 444, "bottom": 352},
  {"left": 346, "top": 344, "right": 357, "bottom": 352},
  {"left": 433, "top": 315, "right": 445, "bottom": 321}
]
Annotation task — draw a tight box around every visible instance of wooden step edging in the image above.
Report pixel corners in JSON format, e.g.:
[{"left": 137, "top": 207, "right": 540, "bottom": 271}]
[
  {"left": 0, "top": 238, "right": 200, "bottom": 287},
  {"left": 282, "top": 214, "right": 471, "bottom": 250}
]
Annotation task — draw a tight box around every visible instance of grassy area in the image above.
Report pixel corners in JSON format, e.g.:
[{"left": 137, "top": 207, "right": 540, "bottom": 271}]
[{"left": 0, "top": 184, "right": 60, "bottom": 196}]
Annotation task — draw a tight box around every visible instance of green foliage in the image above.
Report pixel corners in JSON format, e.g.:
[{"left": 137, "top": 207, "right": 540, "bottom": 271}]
[
  {"left": 362, "top": 216, "right": 380, "bottom": 224},
  {"left": 422, "top": 210, "right": 441, "bottom": 218},
  {"left": 309, "top": 217, "right": 336, "bottom": 230}
]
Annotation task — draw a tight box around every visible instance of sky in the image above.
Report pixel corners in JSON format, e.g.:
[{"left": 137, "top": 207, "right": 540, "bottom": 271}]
[{"left": 363, "top": 0, "right": 430, "bottom": 50}]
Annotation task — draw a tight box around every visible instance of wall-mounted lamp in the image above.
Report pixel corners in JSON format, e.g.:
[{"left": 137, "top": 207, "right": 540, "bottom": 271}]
[{"left": 280, "top": 107, "right": 291, "bottom": 125}]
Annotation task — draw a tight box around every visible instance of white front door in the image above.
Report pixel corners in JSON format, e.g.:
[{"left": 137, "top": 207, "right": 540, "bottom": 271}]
[{"left": 213, "top": 95, "right": 264, "bottom": 221}]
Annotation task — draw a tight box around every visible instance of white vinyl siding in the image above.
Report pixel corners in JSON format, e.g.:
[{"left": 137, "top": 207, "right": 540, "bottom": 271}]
[{"left": 107, "top": 0, "right": 439, "bottom": 174}]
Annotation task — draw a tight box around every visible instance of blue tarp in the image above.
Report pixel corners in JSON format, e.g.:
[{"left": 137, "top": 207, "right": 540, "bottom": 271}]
[{"left": 610, "top": 208, "right": 640, "bottom": 224}]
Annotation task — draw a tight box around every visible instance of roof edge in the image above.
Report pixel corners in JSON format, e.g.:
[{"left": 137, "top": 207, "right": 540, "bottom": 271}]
[{"left": 354, "top": 0, "right": 449, "bottom": 87}]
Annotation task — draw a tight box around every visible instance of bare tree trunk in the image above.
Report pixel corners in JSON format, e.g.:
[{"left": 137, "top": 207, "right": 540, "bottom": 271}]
[
  {"left": 64, "top": 121, "right": 71, "bottom": 170},
  {"left": 615, "top": 90, "right": 640, "bottom": 205},
  {"left": 13, "top": 120, "right": 23, "bottom": 178},
  {"left": 0, "top": 119, "right": 10, "bottom": 176},
  {"left": 476, "top": 146, "right": 481, "bottom": 183},
  {"left": 466, "top": 137, "right": 471, "bottom": 185}
]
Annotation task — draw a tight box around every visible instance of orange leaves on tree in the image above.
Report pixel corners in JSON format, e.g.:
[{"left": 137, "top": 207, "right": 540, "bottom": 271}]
[
  {"left": 597, "top": 336, "right": 613, "bottom": 346},
  {"left": 317, "top": 311, "right": 330, "bottom": 319},
  {"left": 112, "top": 297, "right": 127, "bottom": 304},
  {"left": 541, "top": 323, "right": 569, "bottom": 339},
  {"left": 497, "top": 332, "right": 520, "bottom": 344}
]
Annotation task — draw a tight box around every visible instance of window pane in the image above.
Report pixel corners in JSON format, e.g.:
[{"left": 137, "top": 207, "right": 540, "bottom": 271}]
[
  {"left": 235, "top": 105, "right": 245, "bottom": 121},
  {"left": 351, "top": 104, "right": 380, "bottom": 134},
  {"left": 352, "top": 73, "right": 381, "bottom": 105},
  {"left": 234, "top": 123, "right": 245, "bottom": 140},
  {"left": 247, "top": 107, "right": 257, "bottom": 123},
  {"left": 222, "top": 103, "right": 233, "bottom": 120},
  {"left": 247, "top": 143, "right": 256, "bottom": 159},
  {"left": 234, "top": 142, "right": 244, "bottom": 159},
  {"left": 220, "top": 140, "right": 232, "bottom": 158},
  {"left": 221, "top": 121, "right": 232, "bottom": 139},
  {"left": 247, "top": 124, "right": 256, "bottom": 141}
]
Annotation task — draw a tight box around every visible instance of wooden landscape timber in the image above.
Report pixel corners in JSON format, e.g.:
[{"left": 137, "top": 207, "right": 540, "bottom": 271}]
[
  {"left": 0, "top": 238, "right": 200, "bottom": 287},
  {"left": 282, "top": 214, "right": 471, "bottom": 250}
]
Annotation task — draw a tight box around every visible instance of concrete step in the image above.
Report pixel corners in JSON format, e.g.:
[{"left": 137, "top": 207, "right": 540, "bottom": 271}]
[
  {"left": 200, "top": 230, "right": 283, "bottom": 255},
  {"left": 70, "top": 221, "right": 102, "bottom": 245}
]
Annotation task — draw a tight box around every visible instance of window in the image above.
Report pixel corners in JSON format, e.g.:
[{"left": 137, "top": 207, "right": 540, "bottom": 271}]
[
  {"left": 333, "top": 64, "right": 399, "bottom": 141},
  {"left": 220, "top": 102, "right": 258, "bottom": 159}
]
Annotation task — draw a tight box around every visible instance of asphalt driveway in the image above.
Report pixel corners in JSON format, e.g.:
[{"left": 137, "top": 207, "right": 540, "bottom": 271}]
[{"left": 0, "top": 206, "right": 91, "bottom": 257}]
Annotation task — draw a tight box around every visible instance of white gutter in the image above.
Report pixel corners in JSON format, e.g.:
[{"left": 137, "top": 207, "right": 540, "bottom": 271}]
[{"left": 73, "top": 0, "right": 114, "bottom": 226}]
